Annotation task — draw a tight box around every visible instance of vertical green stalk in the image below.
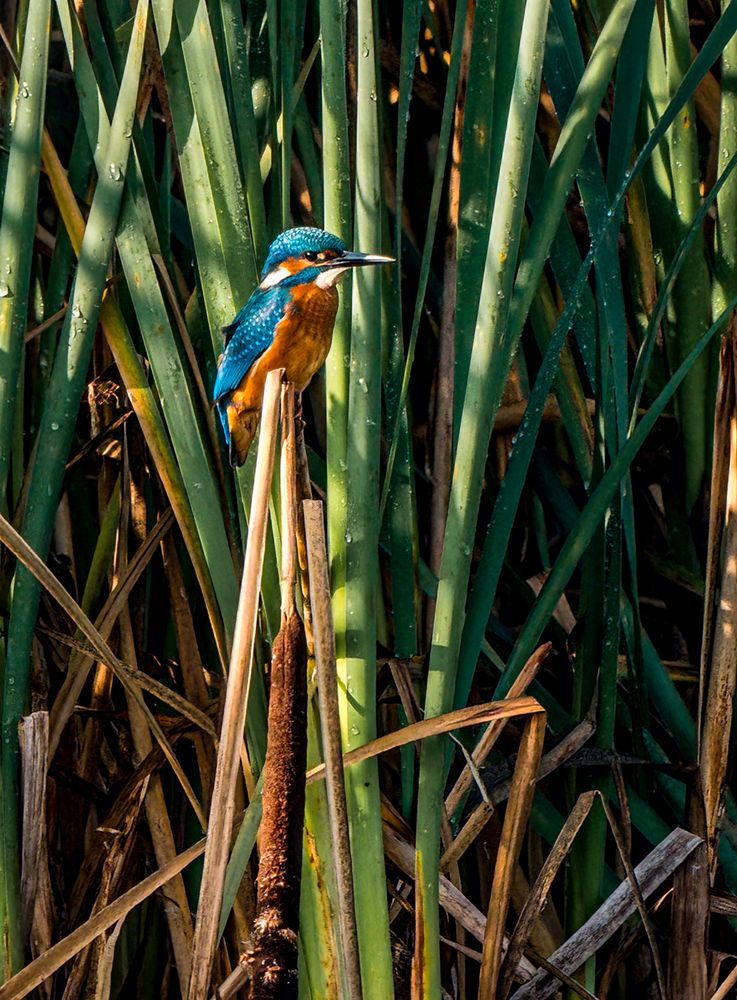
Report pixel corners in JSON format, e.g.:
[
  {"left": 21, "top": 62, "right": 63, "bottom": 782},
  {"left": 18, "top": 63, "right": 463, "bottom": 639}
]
[
  {"left": 713, "top": 0, "right": 737, "bottom": 326},
  {"left": 0, "top": 0, "right": 51, "bottom": 507},
  {"left": 279, "top": 1, "right": 297, "bottom": 226},
  {"left": 413, "top": 0, "right": 548, "bottom": 993},
  {"left": 320, "top": 0, "right": 352, "bottom": 669},
  {"left": 0, "top": 5, "right": 51, "bottom": 972},
  {"left": 298, "top": 703, "right": 343, "bottom": 998},
  {"left": 380, "top": 1, "right": 465, "bottom": 518},
  {"left": 383, "top": 0, "right": 423, "bottom": 666},
  {"left": 339, "top": 0, "right": 393, "bottom": 994},
  {"left": 306, "top": 8, "right": 361, "bottom": 992},
  {"left": 382, "top": 5, "right": 423, "bottom": 823},
  {"left": 664, "top": 0, "right": 713, "bottom": 509},
  {"left": 454, "top": 0, "right": 522, "bottom": 430},
  {"left": 173, "top": 0, "right": 257, "bottom": 297},
  {"left": 152, "top": 0, "right": 256, "bottom": 351},
  {"left": 216, "top": 0, "right": 268, "bottom": 258},
  {"left": 568, "top": 338, "right": 610, "bottom": 992}
]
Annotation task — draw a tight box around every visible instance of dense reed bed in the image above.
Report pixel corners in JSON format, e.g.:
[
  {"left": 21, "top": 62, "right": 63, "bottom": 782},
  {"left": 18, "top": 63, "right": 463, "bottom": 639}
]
[{"left": 2, "top": 0, "right": 737, "bottom": 996}]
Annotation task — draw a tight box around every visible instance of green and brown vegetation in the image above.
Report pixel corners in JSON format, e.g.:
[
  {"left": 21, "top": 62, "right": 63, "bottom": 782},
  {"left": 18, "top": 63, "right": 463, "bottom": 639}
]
[{"left": 4, "top": 0, "right": 737, "bottom": 996}]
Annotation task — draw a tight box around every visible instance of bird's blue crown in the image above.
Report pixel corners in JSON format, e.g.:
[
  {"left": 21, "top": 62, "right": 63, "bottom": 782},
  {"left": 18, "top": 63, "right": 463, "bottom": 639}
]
[{"left": 261, "top": 227, "right": 346, "bottom": 279}]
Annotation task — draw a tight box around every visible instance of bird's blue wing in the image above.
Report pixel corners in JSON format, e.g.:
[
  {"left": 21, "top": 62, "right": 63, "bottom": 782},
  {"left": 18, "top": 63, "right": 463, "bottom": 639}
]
[
  {"left": 212, "top": 286, "right": 289, "bottom": 402},
  {"left": 213, "top": 286, "right": 290, "bottom": 458}
]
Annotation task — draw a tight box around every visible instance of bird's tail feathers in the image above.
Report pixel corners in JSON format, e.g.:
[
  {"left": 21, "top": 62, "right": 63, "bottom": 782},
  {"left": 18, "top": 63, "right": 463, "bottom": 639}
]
[{"left": 215, "top": 398, "right": 231, "bottom": 451}]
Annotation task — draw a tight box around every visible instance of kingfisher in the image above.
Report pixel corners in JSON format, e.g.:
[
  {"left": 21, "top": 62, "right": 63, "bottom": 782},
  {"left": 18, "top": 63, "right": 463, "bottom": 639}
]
[{"left": 213, "top": 227, "right": 393, "bottom": 466}]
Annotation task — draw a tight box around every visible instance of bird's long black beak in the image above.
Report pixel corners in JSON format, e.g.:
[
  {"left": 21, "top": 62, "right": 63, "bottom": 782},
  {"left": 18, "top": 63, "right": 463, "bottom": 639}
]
[{"left": 321, "top": 250, "right": 395, "bottom": 269}]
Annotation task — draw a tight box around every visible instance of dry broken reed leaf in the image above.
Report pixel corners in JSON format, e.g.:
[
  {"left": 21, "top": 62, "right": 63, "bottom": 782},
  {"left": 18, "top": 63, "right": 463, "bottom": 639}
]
[
  {"left": 480, "top": 710, "right": 547, "bottom": 997},
  {"left": 445, "top": 709, "right": 595, "bottom": 877},
  {"left": 710, "top": 893, "right": 737, "bottom": 916},
  {"left": 92, "top": 916, "right": 125, "bottom": 1000},
  {"left": 711, "top": 959, "right": 737, "bottom": 1000},
  {"left": 48, "top": 508, "right": 175, "bottom": 756},
  {"left": 0, "top": 838, "right": 206, "bottom": 1000},
  {"left": 445, "top": 642, "right": 551, "bottom": 816},
  {"left": 19, "top": 713, "right": 49, "bottom": 940},
  {"left": 501, "top": 787, "right": 671, "bottom": 999},
  {"left": 501, "top": 792, "right": 597, "bottom": 997},
  {"left": 306, "top": 695, "right": 544, "bottom": 784},
  {"left": 161, "top": 532, "right": 217, "bottom": 804},
  {"left": 491, "top": 709, "right": 596, "bottom": 808},
  {"left": 0, "top": 507, "right": 205, "bottom": 825},
  {"left": 19, "top": 712, "right": 53, "bottom": 978},
  {"left": 116, "top": 451, "right": 194, "bottom": 993},
  {"left": 668, "top": 838, "right": 709, "bottom": 999},
  {"left": 43, "top": 622, "right": 216, "bottom": 738},
  {"left": 510, "top": 828, "right": 703, "bottom": 999},
  {"left": 522, "top": 947, "right": 599, "bottom": 1000},
  {"left": 599, "top": 795, "right": 666, "bottom": 999},
  {"left": 382, "top": 823, "right": 537, "bottom": 982},
  {"left": 61, "top": 770, "right": 147, "bottom": 999}
]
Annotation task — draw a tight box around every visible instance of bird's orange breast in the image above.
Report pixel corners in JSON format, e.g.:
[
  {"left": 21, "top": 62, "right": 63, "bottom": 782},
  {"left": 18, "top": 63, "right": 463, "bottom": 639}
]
[{"left": 229, "top": 283, "right": 339, "bottom": 411}]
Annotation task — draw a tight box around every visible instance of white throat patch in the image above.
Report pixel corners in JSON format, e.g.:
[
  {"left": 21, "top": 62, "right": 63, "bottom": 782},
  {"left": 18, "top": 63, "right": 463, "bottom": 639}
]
[
  {"left": 315, "top": 266, "right": 349, "bottom": 289},
  {"left": 258, "top": 265, "right": 291, "bottom": 290}
]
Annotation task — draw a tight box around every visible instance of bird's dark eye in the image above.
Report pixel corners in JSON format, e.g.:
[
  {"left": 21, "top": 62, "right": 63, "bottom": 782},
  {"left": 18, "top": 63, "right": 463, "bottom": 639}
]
[{"left": 304, "top": 250, "right": 318, "bottom": 262}]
